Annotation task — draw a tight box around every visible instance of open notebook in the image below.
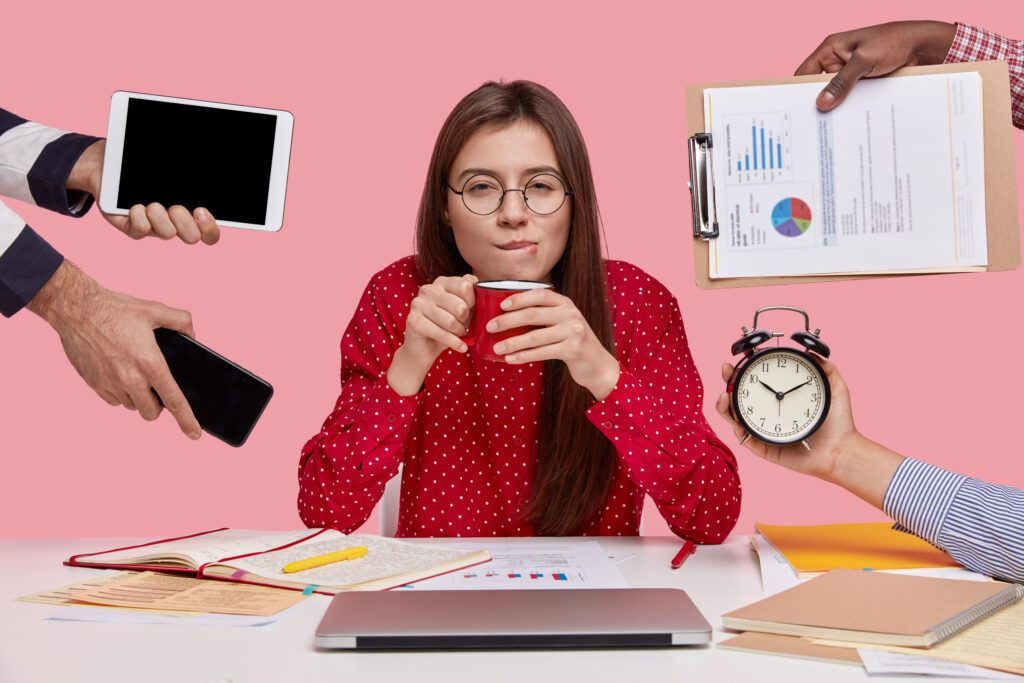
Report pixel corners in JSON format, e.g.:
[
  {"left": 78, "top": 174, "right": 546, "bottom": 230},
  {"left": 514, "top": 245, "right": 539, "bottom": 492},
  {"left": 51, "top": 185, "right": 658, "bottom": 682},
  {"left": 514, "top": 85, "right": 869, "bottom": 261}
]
[{"left": 66, "top": 528, "right": 490, "bottom": 595}]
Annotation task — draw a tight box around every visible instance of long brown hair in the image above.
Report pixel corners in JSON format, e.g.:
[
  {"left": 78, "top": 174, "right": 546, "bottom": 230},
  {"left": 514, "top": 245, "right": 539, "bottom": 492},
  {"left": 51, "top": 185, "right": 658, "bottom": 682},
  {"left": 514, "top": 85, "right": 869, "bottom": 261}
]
[{"left": 415, "top": 81, "right": 617, "bottom": 535}]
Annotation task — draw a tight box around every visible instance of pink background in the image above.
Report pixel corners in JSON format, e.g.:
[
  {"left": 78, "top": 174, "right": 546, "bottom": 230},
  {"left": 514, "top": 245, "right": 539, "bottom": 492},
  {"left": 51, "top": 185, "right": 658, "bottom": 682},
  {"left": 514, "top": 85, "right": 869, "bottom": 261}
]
[{"left": 2, "top": 1, "right": 1022, "bottom": 538}]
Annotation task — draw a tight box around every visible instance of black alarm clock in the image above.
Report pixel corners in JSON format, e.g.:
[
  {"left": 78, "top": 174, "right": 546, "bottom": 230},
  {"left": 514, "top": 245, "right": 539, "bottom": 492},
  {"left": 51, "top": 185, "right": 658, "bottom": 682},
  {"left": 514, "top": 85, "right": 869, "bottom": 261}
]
[{"left": 729, "top": 306, "right": 831, "bottom": 449}]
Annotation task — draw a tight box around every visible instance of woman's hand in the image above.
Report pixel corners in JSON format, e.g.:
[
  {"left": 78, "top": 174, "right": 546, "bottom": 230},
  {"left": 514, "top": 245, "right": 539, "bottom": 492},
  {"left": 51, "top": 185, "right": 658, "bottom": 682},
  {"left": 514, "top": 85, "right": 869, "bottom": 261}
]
[
  {"left": 387, "top": 274, "right": 477, "bottom": 395},
  {"left": 487, "top": 288, "right": 620, "bottom": 400}
]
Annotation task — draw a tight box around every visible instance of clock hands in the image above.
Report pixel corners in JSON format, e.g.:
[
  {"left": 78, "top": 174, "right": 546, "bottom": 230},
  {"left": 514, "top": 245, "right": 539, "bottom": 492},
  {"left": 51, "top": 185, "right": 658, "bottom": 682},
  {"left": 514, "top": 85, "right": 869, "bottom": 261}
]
[
  {"left": 780, "top": 376, "right": 813, "bottom": 397},
  {"left": 758, "top": 380, "right": 784, "bottom": 416},
  {"left": 760, "top": 377, "right": 814, "bottom": 417}
]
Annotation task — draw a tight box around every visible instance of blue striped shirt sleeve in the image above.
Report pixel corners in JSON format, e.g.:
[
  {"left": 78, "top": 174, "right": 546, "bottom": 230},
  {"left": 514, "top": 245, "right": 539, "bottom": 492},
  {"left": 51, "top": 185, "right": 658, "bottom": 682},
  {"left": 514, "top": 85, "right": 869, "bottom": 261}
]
[{"left": 883, "top": 458, "right": 1024, "bottom": 583}]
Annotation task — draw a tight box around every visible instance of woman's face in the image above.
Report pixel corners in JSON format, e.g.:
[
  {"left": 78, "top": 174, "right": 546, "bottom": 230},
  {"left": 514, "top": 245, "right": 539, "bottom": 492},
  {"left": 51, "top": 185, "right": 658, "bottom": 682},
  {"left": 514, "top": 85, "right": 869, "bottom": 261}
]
[{"left": 444, "top": 120, "right": 571, "bottom": 283}]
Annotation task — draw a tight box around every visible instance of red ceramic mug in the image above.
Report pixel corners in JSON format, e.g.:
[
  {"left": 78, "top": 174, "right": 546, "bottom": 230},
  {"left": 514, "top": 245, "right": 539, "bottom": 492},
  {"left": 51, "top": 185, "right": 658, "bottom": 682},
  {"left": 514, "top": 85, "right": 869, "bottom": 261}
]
[{"left": 463, "top": 280, "right": 554, "bottom": 362}]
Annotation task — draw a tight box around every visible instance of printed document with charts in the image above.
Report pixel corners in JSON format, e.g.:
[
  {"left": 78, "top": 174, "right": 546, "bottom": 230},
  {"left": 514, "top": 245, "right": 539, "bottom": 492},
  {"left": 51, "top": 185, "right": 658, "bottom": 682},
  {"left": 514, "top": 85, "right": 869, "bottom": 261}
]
[{"left": 703, "top": 72, "right": 986, "bottom": 278}]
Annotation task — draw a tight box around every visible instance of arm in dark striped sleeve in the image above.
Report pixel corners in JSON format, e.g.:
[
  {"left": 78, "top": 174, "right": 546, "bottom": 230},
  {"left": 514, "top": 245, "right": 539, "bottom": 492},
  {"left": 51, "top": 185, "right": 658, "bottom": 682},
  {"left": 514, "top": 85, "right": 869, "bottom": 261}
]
[
  {"left": 0, "top": 201, "right": 63, "bottom": 317},
  {"left": 0, "top": 108, "right": 101, "bottom": 217},
  {"left": 0, "top": 108, "right": 101, "bottom": 316}
]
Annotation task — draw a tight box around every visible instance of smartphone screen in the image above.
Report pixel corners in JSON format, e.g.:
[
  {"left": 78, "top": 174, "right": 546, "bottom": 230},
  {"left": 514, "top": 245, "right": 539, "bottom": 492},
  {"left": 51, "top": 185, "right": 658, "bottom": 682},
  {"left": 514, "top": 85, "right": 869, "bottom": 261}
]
[{"left": 153, "top": 329, "right": 273, "bottom": 446}]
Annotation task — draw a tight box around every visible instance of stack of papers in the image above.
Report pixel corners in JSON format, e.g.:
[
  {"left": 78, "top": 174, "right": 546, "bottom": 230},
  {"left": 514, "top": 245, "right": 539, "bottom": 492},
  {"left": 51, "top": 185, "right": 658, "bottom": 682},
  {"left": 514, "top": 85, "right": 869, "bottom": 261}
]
[
  {"left": 17, "top": 570, "right": 309, "bottom": 627},
  {"left": 738, "top": 523, "right": 1017, "bottom": 677},
  {"left": 814, "top": 598, "right": 1024, "bottom": 677},
  {"left": 19, "top": 540, "right": 629, "bottom": 628}
]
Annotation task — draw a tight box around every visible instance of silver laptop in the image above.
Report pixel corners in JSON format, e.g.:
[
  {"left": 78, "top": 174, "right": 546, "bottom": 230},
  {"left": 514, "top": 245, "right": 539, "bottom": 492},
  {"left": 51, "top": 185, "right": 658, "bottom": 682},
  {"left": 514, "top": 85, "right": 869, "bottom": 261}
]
[{"left": 314, "top": 588, "right": 711, "bottom": 650}]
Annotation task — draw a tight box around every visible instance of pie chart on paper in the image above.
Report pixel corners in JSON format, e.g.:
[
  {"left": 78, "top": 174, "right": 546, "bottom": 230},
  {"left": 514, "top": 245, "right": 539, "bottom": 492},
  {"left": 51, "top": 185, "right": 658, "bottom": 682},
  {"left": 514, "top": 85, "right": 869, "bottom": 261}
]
[{"left": 771, "top": 198, "right": 812, "bottom": 237}]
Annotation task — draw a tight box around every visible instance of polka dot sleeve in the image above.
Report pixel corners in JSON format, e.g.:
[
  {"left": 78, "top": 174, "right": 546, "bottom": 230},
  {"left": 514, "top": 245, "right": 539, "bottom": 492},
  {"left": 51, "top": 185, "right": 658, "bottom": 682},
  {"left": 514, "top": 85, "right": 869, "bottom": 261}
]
[
  {"left": 587, "top": 265, "right": 741, "bottom": 542},
  {"left": 297, "top": 265, "right": 420, "bottom": 532}
]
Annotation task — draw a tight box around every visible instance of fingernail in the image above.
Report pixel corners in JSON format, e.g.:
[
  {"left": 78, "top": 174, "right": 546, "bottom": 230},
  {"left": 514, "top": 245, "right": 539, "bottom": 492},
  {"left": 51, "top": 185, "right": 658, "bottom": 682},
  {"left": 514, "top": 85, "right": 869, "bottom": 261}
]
[
  {"left": 493, "top": 343, "right": 506, "bottom": 354},
  {"left": 195, "top": 208, "right": 208, "bottom": 221},
  {"left": 500, "top": 299, "right": 511, "bottom": 309},
  {"left": 505, "top": 354, "right": 517, "bottom": 362},
  {"left": 189, "top": 430, "right": 201, "bottom": 440},
  {"left": 458, "top": 343, "right": 468, "bottom": 353},
  {"left": 486, "top": 321, "right": 498, "bottom": 332}
]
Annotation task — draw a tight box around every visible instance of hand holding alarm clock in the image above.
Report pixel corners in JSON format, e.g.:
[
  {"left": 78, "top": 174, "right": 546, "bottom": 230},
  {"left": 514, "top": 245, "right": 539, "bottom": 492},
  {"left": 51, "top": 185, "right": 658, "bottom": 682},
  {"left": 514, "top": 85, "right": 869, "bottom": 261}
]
[
  {"left": 715, "top": 314, "right": 898, "bottom": 509},
  {"left": 726, "top": 306, "right": 831, "bottom": 450}
]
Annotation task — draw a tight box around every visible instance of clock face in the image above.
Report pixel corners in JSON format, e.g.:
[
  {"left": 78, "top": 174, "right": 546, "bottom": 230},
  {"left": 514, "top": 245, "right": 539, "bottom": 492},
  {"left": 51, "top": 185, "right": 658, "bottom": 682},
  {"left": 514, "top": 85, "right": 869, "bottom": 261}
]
[{"left": 731, "top": 348, "right": 830, "bottom": 444}]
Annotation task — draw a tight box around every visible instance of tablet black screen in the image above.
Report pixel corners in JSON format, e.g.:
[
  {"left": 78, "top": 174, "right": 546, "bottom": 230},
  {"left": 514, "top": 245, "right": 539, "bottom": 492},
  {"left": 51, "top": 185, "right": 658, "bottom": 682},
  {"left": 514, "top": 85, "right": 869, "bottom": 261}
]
[{"left": 118, "top": 98, "right": 277, "bottom": 225}]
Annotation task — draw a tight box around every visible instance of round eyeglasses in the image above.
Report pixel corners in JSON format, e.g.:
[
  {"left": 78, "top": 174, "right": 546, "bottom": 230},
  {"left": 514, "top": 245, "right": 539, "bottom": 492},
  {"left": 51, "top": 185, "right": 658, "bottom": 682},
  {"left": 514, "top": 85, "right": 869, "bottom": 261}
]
[{"left": 447, "top": 173, "right": 572, "bottom": 216}]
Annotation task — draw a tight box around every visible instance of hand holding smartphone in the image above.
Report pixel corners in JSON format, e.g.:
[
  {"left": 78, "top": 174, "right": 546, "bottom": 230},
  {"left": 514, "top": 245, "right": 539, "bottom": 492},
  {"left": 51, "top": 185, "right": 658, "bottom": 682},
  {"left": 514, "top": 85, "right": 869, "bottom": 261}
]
[{"left": 153, "top": 329, "right": 273, "bottom": 446}]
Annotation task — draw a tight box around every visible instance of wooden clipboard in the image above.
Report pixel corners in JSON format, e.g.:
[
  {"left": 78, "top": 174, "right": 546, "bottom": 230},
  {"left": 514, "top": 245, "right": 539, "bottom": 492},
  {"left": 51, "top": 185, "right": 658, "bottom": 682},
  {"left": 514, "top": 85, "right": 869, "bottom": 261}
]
[{"left": 685, "top": 61, "right": 1020, "bottom": 289}]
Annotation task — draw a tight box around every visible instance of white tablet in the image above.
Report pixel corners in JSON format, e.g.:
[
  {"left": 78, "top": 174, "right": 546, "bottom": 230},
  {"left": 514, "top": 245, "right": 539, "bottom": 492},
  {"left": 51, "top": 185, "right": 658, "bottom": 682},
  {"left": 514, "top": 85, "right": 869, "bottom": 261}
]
[{"left": 99, "top": 91, "right": 293, "bottom": 232}]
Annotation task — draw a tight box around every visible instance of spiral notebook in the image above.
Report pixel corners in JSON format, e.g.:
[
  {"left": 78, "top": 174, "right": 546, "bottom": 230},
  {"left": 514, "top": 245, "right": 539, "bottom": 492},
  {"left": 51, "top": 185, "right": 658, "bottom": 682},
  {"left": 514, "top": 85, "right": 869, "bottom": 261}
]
[{"left": 722, "top": 568, "right": 1024, "bottom": 647}]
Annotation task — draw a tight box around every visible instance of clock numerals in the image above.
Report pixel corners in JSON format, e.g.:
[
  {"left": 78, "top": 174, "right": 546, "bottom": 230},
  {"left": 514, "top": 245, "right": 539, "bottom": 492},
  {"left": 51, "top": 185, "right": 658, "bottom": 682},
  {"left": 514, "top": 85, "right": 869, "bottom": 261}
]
[{"left": 777, "top": 358, "right": 787, "bottom": 368}]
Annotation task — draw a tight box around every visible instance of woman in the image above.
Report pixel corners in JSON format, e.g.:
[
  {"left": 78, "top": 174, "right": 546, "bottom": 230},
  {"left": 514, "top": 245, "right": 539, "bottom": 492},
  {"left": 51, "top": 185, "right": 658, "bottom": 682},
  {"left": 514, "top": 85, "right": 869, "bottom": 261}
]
[{"left": 298, "top": 80, "right": 740, "bottom": 538}]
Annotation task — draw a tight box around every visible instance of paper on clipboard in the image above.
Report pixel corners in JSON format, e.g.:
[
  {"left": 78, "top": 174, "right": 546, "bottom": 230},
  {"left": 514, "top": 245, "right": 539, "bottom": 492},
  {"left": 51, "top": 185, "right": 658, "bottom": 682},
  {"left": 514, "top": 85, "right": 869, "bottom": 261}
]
[
  {"left": 685, "top": 61, "right": 1020, "bottom": 289},
  {"left": 702, "top": 72, "right": 987, "bottom": 278}
]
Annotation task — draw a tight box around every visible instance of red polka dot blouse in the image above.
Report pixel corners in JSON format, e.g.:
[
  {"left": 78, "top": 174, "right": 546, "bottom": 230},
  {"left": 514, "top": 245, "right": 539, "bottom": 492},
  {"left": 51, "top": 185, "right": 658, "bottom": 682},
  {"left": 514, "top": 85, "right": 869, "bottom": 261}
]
[{"left": 299, "top": 257, "right": 741, "bottom": 540}]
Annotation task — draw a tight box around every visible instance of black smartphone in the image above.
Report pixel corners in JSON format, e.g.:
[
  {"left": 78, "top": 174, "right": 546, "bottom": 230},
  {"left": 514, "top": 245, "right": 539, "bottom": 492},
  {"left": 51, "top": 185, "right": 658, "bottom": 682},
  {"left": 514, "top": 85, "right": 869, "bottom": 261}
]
[{"left": 153, "top": 328, "right": 274, "bottom": 447}]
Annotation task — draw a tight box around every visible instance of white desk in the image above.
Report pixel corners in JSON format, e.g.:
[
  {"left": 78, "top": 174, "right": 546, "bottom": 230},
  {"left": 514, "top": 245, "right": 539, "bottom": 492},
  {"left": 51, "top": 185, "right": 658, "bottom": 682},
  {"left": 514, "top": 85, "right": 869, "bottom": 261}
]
[{"left": 0, "top": 536, "right": 996, "bottom": 682}]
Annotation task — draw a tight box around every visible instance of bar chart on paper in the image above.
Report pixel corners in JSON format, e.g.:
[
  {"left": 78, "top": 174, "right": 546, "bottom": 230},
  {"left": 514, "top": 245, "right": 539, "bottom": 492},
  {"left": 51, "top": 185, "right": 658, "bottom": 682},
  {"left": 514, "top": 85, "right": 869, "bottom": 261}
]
[
  {"left": 724, "top": 111, "right": 792, "bottom": 183},
  {"left": 397, "top": 541, "right": 630, "bottom": 590},
  {"left": 458, "top": 569, "right": 579, "bottom": 584}
]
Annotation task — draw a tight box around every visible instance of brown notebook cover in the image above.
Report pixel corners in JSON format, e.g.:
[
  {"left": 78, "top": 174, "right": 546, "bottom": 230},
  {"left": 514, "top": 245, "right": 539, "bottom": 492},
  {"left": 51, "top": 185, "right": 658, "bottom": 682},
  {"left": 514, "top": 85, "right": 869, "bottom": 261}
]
[
  {"left": 722, "top": 568, "right": 1024, "bottom": 647},
  {"left": 719, "top": 632, "right": 863, "bottom": 665}
]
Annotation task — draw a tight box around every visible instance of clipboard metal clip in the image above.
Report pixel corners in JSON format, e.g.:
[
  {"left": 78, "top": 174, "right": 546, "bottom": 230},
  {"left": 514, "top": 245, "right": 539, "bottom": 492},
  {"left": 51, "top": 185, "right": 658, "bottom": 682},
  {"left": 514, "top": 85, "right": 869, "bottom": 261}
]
[{"left": 687, "top": 133, "right": 719, "bottom": 240}]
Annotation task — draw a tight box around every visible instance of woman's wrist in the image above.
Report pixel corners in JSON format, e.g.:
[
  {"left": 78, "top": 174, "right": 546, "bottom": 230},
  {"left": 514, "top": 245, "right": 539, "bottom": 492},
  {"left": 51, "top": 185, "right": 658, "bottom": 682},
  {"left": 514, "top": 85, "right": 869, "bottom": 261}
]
[
  {"left": 826, "top": 431, "right": 905, "bottom": 509},
  {"left": 583, "top": 352, "right": 621, "bottom": 402},
  {"left": 386, "top": 344, "right": 436, "bottom": 396}
]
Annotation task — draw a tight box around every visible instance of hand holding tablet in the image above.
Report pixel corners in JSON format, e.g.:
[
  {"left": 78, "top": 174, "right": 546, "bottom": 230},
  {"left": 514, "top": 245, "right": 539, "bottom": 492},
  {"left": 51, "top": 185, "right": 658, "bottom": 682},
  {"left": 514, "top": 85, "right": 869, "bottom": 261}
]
[
  {"left": 68, "top": 139, "right": 221, "bottom": 244},
  {"left": 98, "top": 91, "right": 293, "bottom": 234}
]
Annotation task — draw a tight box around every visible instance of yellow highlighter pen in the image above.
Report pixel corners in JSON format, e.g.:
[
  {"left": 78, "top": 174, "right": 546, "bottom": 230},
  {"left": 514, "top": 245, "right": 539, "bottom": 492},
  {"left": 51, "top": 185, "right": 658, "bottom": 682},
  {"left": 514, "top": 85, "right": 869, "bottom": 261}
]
[{"left": 282, "top": 546, "right": 368, "bottom": 573}]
